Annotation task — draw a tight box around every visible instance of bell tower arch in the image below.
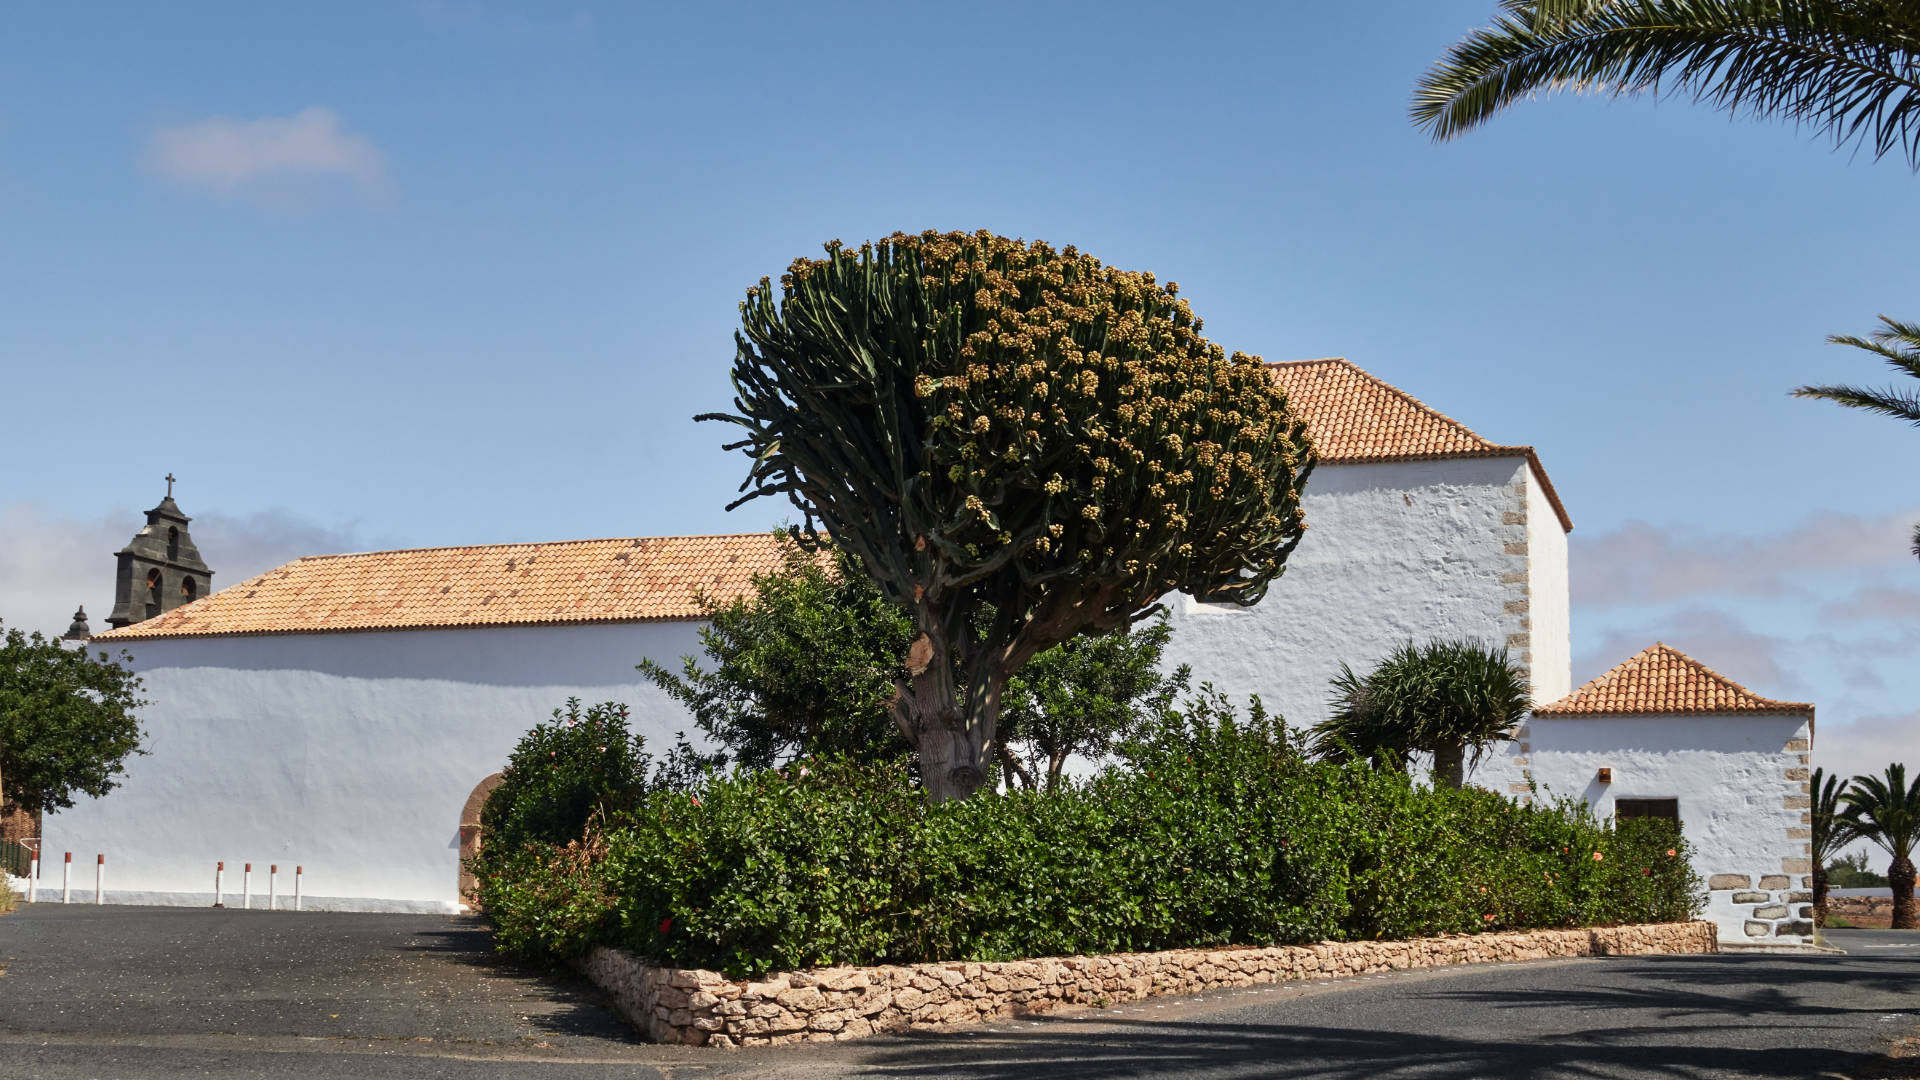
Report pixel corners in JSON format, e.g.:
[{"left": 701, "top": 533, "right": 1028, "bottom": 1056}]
[{"left": 108, "top": 475, "right": 215, "bottom": 629}]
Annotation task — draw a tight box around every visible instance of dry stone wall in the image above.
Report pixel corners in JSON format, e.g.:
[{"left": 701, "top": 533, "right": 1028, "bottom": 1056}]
[{"left": 579, "top": 921, "right": 1716, "bottom": 1048}]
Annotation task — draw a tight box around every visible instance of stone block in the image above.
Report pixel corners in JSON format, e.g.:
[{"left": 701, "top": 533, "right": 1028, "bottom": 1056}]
[
  {"left": 1744, "top": 921, "right": 1771, "bottom": 937},
  {"left": 1757, "top": 875, "right": 1789, "bottom": 890},
  {"left": 1787, "top": 827, "right": 1811, "bottom": 840},
  {"left": 1776, "top": 920, "right": 1813, "bottom": 937},
  {"left": 1785, "top": 892, "right": 1811, "bottom": 903},
  {"left": 1783, "top": 795, "right": 1810, "bottom": 810},
  {"left": 709, "top": 1034, "right": 737, "bottom": 1049},
  {"left": 1783, "top": 767, "right": 1809, "bottom": 781},
  {"left": 776, "top": 987, "right": 827, "bottom": 1012},
  {"left": 1751, "top": 905, "right": 1788, "bottom": 919},
  {"left": 1730, "top": 892, "right": 1769, "bottom": 904},
  {"left": 1780, "top": 858, "right": 1812, "bottom": 875},
  {"left": 808, "top": 1013, "right": 846, "bottom": 1033},
  {"left": 743, "top": 977, "right": 788, "bottom": 999},
  {"left": 1784, "top": 737, "right": 1810, "bottom": 752},
  {"left": 1708, "top": 874, "right": 1752, "bottom": 890}
]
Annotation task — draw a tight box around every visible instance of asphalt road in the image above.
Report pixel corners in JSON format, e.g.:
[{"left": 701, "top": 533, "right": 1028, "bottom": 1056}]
[{"left": 0, "top": 906, "right": 1913, "bottom": 1079}]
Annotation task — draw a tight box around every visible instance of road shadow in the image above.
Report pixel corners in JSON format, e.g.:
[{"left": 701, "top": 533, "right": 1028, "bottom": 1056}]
[
  {"left": 838, "top": 1014, "right": 1911, "bottom": 1080},
  {"left": 399, "top": 918, "right": 646, "bottom": 1045}
]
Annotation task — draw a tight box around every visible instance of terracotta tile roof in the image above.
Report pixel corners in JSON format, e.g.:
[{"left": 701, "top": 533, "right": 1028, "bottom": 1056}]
[
  {"left": 1270, "top": 358, "right": 1572, "bottom": 531},
  {"left": 94, "top": 533, "right": 797, "bottom": 641},
  {"left": 1535, "top": 643, "right": 1815, "bottom": 717}
]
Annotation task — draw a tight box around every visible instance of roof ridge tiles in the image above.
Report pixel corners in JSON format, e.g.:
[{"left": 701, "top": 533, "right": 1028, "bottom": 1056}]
[
  {"left": 1536, "top": 642, "right": 1815, "bottom": 718},
  {"left": 293, "top": 531, "right": 787, "bottom": 561}
]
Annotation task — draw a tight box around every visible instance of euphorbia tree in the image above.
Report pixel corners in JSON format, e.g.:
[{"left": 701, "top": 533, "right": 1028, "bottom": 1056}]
[{"left": 703, "top": 231, "right": 1314, "bottom": 800}]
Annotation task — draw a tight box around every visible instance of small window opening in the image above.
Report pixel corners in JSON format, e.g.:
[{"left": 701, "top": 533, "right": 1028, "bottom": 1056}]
[
  {"left": 181, "top": 576, "right": 197, "bottom": 601},
  {"left": 145, "top": 569, "right": 163, "bottom": 618},
  {"left": 1614, "top": 798, "right": 1679, "bottom": 823},
  {"left": 167, "top": 527, "right": 179, "bottom": 561}
]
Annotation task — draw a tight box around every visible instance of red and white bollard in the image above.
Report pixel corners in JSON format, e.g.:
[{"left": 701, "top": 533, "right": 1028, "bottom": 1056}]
[
  {"left": 95, "top": 854, "right": 105, "bottom": 904},
  {"left": 242, "top": 863, "right": 252, "bottom": 910},
  {"left": 26, "top": 850, "right": 38, "bottom": 903},
  {"left": 294, "top": 865, "right": 303, "bottom": 911},
  {"left": 269, "top": 865, "right": 278, "bottom": 911},
  {"left": 61, "top": 852, "right": 72, "bottom": 904},
  {"left": 214, "top": 860, "right": 225, "bottom": 907}
]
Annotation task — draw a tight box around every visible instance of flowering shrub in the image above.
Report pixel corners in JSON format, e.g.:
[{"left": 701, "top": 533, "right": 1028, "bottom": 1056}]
[{"left": 476, "top": 694, "right": 1703, "bottom": 974}]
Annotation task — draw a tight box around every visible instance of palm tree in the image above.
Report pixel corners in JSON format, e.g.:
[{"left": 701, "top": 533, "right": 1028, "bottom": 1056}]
[
  {"left": 1312, "top": 640, "right": 1532, "bottom": 788},
  {"left": 1840, "top": 763, "right": 1919, "bottom": 929},
  {"left": 1414, "top": 2, "right": 1920, "bottom": 561},
  {"left": 1809, "top": 767, "right": 1859, "bottom": 924},
  {"left": 1794, "top": 318, "right": 1920, "bottom": 559},
  {"left": 1412, "top": 1, "right": 1920, "bottom": 166}
]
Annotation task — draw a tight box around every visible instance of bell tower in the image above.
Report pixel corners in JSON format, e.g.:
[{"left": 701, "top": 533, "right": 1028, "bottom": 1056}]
[{"left": 107, "top": 475, "right": 214, "bottom": 629}]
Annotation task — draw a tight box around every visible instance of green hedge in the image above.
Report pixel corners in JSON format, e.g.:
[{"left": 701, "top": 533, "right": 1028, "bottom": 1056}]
[{"left": 476, "top": 702, "right": 1702, "bottom": 977}]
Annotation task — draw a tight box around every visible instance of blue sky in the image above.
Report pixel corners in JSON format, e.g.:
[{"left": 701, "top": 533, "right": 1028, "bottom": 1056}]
[{"left": 1, "top": 2, "right": 1912, "bottom": 781}]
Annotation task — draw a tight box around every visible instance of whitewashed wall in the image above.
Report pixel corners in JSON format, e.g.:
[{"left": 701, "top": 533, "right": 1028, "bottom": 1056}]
[
  {"left": 35, "top": 621, "right": 713, "bottom": 911},
  {"left": 1476, "top": 712, "right": 1813, "bottom": 944},
  {"left": 1524, "top": 470, "right": 1571, "bottom": 704},
  {"left": 1160, "top": 456, "right": 1558, "bottom": 727}
]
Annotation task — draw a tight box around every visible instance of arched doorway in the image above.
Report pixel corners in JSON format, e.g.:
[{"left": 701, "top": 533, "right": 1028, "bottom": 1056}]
[{"left": 457, "top": 772, "right": 504, "bottom": 908}]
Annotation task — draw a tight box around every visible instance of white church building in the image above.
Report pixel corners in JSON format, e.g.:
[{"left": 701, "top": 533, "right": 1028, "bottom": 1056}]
[{"left": 26, "top": 359, "right": 1813, "bottom": 943}]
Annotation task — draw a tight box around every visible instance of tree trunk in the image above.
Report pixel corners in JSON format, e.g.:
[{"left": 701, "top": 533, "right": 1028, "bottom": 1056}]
[
  {"left": 1812, "top": 860, "right": 1828, "bottom": 928},
  {"left": 890, "top": 621, "right": 999, "bottom": 803},
  {"left": 995, "top": 741, "right": 1035, "bottom": 792},
  {"left": 1891, "top": 854, "right": 1917, "bottom": 931},
  {"left": 1432, "top": 740, "right": 1465, "bottom": 789}
]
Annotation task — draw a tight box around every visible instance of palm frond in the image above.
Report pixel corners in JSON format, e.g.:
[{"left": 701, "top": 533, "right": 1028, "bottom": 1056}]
[
  {"left": 1793, "top": 313, "right": 1920, "bottom": 423},
  {"left": 1841, "top": 762, "right": 1920, "bottom": 862},
  {"left": 1811, "top": 766, "right": 1860, "bottom": 864},
  {"left": 1414, "top": 0, "right": 1920, "bottom": 168}
]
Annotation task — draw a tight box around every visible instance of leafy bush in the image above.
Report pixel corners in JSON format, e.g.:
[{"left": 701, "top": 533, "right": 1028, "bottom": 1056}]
[
  {"left": 1828, "top": 850, "right": 1889, "bottom": 888},
  {"left": 479, "top": 699, "right": 661, "bottom": 857},
  {"left": 478, "top": 691, "right": 1703, "bottom": 974}
]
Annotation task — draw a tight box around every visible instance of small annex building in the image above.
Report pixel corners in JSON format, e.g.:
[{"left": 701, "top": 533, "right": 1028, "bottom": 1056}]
[
  {"left": 1478, "top": 643, "right": 1817, "bottom": 946},
  {"left": 30, "top": 358, "right": 1800, "bottom": 920}
]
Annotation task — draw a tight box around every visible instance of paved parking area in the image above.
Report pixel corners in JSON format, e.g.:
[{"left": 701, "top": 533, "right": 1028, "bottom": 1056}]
[{"left": 1, "top": 906, "right": 1915, "bottom": 1079}]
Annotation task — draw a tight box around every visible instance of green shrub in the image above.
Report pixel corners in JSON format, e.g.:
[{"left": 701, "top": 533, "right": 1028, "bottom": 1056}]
[
  {"left": 477, "top": 694, "right": 1704, "bottom": 974},
  {"left": 479, "top": 699, "right": 658, "bottom": 858},
  {"left": 475, "top": 837, "right": 617, "bottom": 959}
]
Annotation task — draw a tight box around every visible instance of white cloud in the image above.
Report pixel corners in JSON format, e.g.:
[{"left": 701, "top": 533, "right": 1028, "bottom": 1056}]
[
  {"left": 1574, "top": 609, "right": 1804, "bottom": 696},
  {"left": 1811, "top": 709, "right": 1919, "bottom": 792},
  {"left": 0, "top": 502, "right": 371, "bottom": 639},
  {"left": 144, "top": 107, "right": 389, "bottom": 209},
  {"left": 1570, "top": 511, "right": 1918, "bottom": 609}
]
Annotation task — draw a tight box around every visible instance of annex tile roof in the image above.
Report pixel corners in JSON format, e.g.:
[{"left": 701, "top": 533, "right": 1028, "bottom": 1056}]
[
  {"left": 1270, "top": 358, "right": 1572, "bottom": 531},
  {"left": 1535, "top": 643, "right": 1815, "bottom": 718},
  {"left": 94, "top": 533, "right": 796, "bottom": 641}
]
